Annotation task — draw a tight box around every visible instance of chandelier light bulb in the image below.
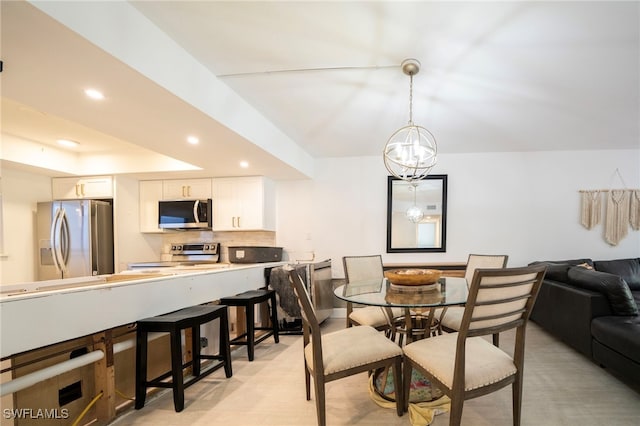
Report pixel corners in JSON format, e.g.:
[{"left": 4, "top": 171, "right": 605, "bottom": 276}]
[{"left": 406, "top": 205, "right": 424, "bottom": 223}]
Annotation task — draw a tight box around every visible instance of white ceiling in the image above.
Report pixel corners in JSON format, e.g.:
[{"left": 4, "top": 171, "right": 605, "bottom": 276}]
[{"left": 1, "top": 1, "right": 638, "bottom": 180}]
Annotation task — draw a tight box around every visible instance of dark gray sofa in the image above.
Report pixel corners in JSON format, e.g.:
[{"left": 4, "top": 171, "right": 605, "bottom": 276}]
[{"left": 530, "top": 257, "right": 640, "bottom": 388}]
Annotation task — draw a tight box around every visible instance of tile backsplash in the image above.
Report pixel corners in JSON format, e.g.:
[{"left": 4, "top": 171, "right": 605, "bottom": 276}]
[{"left": 161, "top": 230, "right": 276, "bottom": 263}]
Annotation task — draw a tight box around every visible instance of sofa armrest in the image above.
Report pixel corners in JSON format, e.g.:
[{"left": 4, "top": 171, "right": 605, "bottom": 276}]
[{"left": 531, "top": 279, "right": 611, "bottom": 357}]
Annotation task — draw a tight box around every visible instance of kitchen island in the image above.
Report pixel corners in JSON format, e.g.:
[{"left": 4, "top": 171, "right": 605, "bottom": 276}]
[
  {"left": 0, "top": 262, "right": 286, "bottom": 358},
  {"left": 1, "top": 263, "right": 286, "bottom": 425}
]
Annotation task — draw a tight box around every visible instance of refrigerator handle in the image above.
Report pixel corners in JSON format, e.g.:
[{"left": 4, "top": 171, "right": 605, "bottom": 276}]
[
  {"left": 50, "top": 208, "right": 63, "bottom": 273},
  {"left": 59, "top": 210, "right": 70, "bottom": 271}
]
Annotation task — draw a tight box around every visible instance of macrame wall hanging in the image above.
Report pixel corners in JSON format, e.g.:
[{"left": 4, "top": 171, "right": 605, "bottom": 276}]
[
  {"left": 580, "top": 190, "right": 602, "bottom": 229},
  {"left": 579, "top": 169, "right": 640, "bottom": 246},
  {"left": 630, "top": 190, "right": 640, "bottom": 231},
  {"left": 605, "top": 189, "right": 631, "bottom": 246}
]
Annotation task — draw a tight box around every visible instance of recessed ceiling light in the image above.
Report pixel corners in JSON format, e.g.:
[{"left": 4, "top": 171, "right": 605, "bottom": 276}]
[
  {"left": 240, "top": 161, "right": 249, "bottom": 168},
  {"left": 57, "top": 139, "right": 79, "bottom": 148},
  {"left": 187, "top": 136, "right": 199, "bottom": 145},
  {"left": 84, "top": 88, "right": 104, "bottom": 100}
]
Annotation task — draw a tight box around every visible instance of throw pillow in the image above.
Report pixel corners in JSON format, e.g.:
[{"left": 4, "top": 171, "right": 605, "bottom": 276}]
[
  {"left": 529, "top": 259, "right": 594, "bottom": 282},
  {"left": 594, "top": 258, "right": 640, "bottom": 290},
  {"left": 530, "top": 262, "right": 571, "bottom": 282},
  {"left": 567, "top": 266, "right": 638, "bottom": 316}
]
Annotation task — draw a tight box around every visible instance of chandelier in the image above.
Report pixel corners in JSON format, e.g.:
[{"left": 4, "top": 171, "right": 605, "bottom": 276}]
[
  {"left": 405, "top": 183, "right": 424, "bottom": 223},
  {"left": 383, "top": 59, "right": 437, "bottom": 183}
]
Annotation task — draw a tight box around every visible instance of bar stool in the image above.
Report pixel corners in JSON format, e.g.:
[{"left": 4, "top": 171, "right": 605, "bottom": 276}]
[
  {"left": 135, "top": 304, "right": 232, "bottom": 412},
  {"left": 219, "top": 289, "right": 279, "bottom": 361}
]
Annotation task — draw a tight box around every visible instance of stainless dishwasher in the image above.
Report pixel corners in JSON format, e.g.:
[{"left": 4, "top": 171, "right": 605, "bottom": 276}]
[
  {"left": 307, "top": 259, "right": 333, "bottom": 324},
  {"left": 268, "top": 259, "right": 333, "bottom": 328}
]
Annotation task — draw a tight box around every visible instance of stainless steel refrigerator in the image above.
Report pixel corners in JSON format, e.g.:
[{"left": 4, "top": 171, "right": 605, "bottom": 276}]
[{"left": 37, "top": 200, "right": 114, "bottom": 280}]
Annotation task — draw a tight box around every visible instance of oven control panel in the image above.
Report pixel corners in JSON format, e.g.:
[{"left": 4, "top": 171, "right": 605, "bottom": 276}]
[{"left": 170, "top": 242, "right": 219, "bottom": 255}]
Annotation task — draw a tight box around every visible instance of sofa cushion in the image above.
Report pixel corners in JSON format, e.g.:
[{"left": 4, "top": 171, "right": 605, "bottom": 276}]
[
  {"left": 529, "top": 259, "right": 594, "bottom": 282},
  {"left": 567, "top": 267, "right": 638, "bottom": 316},
  {"left": 591, "top": 310, "right": 640, "bottom": 362},
  {"left": 594, "top": 258, "right": 640, "bottom": 290}
]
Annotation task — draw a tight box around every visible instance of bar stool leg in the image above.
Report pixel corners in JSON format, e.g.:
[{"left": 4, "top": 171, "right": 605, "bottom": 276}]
[
  {"left": 170, "top": 328, "right": 185, "bottom": 412},
  {"left": 269, "top": 292, "right": 280, "bottom": 343},
  {"left": 246, "top": 304, "right": 255, "bottom": 361},
  {"left": 134, "top": 330, "right": 148, "bottom": 409},
  {"left": 220, "top": 310, "right": 233, "bottom": 377},
  {"left": 192, "top": 324, "right": 201, "bottom": 377}
]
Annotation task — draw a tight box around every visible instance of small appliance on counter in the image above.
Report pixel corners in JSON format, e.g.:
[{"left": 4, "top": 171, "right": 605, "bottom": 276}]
[
  {"left": 228, "top": 246, "right": 283, "bottom": 263},
  {"left": 128, "top": 242, "right": 221, "bottom": 269}
]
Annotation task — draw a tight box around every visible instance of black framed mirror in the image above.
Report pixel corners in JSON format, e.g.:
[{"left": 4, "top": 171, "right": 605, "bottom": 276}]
[{"left": 386, "top": 175, "right": 448, "bottom": 253}]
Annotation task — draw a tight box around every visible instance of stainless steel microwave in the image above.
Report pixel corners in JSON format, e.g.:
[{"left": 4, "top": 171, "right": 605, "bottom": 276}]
[{"left": 158, "top": 199, "right": 212, "bottom": 230}]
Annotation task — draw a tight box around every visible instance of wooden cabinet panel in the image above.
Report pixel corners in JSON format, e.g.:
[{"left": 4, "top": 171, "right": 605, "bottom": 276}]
[
  {"left": 212, "top": 177, "right": 275, "bottom": 231},
  {"left": 162, "top": 179, "right": 212, "bottom": 199},
  {"left": 52, "top": 176, "right": 113, "bottom": 199}
]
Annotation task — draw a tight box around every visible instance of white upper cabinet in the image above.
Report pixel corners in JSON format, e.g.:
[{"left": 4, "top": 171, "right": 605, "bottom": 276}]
[
  {"left": 162, "top": 179, "right": 212, "bottom": 200},
  {"left": 212, "top": 177, "right": 275, "bottom": 231},
  {"left": 52, "top": 176, "right": 113, "bottom": 199}
]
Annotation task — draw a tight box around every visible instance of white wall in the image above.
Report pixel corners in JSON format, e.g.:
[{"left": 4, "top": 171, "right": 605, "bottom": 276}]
[
  {"left": 276, "top": 149, "right": 640, "bottom": 278},
  {"left": 112, "top": 176, "right": 163, "bottom": 271},
  {"left": 0, "top": 167, "right": 52, "bottom": 284}
]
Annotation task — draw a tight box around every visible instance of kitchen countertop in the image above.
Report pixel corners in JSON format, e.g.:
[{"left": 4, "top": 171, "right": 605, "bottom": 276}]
[{"left": 0, "top": 262, "right": 286, "bottom": 358}]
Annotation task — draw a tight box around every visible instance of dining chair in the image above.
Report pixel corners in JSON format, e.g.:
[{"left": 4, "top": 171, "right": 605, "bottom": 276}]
[
  {"left": 288, "top": 269, "right": 404, "bottom": 426},
  {"left": 402, "top": 264, "right": 546, "bottom": 426},
  {"left": 343, "top": 255, "right": 403, "bottom": 331},
  {"left": 439, "top": 254, "right": 509, "bottom": 346}
]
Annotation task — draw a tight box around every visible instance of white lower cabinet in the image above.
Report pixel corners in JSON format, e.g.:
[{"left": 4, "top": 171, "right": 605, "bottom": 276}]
[{"left": 212, "top": 177, "right": 275, "bottom": 231}]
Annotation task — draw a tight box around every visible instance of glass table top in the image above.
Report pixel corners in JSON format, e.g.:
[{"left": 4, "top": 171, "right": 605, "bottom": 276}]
[{"left": 333, "top": 277, "right": 468, "bottom": 308}]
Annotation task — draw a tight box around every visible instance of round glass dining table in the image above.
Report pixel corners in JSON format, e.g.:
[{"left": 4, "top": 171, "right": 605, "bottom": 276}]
[
  {"left": 334, "top": 276, "right": 469, "bottom": 403},
  {"left": 333, "top": 276, "right": 469, "bottom": 343},
  {"left": 334, "top": 276, "right": 468, "bottom": 309}
]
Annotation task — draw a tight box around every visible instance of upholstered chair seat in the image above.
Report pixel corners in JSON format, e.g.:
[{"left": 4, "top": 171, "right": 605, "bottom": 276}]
[
  {"left": 349, "top": 306, "right": 404, "bottom": 329},
  {"left": 304, "top": 325, "right": 403, "bottom": 376},
  {"left": 403, "top": 333, "right": 517, "bottom": 391}
]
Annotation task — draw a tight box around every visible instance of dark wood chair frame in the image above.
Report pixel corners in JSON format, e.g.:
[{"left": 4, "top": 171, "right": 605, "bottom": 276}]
[
  {"left": 289, "top": 269, "right": 404, "bottom": 426},
  {"left": 343, "top": 255, "right": 391, "bottom": 331},
  {"left": 403, "top": 264, "right": 546, "bottom": 426},
  {"left": 440, "top": 254, "right": 509, "bottom": 346}
]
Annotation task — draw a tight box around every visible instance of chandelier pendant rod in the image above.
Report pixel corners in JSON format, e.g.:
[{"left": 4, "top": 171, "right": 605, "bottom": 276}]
[{"left": 408, "top": 73, "right": 414, "bottom": 125}]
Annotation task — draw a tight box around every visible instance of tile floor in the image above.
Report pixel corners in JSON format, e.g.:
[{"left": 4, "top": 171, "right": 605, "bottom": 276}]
[{"left": 112, "top": 319, "right": 640, "bottom": 426}]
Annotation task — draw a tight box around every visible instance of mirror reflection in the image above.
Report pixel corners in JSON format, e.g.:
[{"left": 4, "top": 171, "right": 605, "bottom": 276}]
[{"left": 386, "top": 175, "right": 448, "bottom": 252}]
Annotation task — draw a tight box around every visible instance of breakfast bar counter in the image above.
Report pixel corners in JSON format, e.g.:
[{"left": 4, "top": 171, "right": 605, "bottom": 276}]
[{"left": 0, "top": 262, "right": 285, "bottom": 359}]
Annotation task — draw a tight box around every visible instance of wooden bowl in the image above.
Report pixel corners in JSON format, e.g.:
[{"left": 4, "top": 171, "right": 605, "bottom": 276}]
[{"left": 384, "top": 269, "right": 442, "bottom": 286}]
